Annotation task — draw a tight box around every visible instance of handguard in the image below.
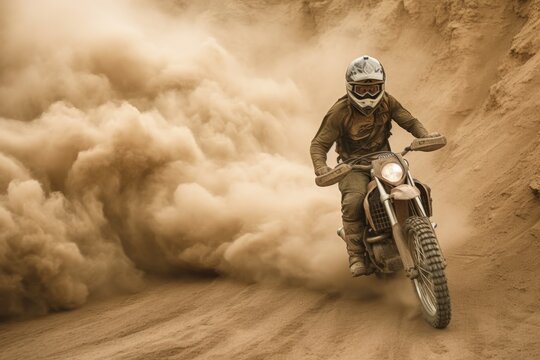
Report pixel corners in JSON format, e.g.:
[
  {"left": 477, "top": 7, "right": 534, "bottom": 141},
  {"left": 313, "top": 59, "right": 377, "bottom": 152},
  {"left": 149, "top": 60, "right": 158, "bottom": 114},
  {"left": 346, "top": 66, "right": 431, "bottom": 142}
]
[
  {"left": 315, "top": 163, "right": 352, "bottom": 187},
  {"left": 409, "top": 135, "right": 447, "bottom": 152}
]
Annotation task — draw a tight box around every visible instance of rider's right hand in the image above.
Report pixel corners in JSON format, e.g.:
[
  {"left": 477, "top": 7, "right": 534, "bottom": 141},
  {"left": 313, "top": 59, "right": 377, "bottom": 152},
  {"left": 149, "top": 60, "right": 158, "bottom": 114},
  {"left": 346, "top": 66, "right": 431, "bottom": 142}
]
[{"left": 315, "top": 165, "right": 333, "bottom": 176}]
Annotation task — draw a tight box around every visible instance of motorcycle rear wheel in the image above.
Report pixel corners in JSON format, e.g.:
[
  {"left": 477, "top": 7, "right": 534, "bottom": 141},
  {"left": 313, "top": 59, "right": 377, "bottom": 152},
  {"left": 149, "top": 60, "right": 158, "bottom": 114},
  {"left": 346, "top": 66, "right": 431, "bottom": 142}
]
[{"left": 404, "top": 216, "right": 451, "bottom": 329}]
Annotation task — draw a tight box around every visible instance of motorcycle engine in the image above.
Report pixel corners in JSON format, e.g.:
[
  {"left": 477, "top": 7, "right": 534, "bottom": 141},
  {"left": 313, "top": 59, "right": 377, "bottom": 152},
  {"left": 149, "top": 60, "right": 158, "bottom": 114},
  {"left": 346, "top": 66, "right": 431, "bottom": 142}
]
[{"left": 372, "top": 242, "right": 402, "bottom": 272}]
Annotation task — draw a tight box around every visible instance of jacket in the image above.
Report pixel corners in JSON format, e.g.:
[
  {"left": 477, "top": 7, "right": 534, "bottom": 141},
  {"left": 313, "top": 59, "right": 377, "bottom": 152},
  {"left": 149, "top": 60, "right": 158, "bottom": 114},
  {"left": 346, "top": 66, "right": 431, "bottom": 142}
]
[{"left": 310, "top": 92, "right": 429, "bottom": 172}]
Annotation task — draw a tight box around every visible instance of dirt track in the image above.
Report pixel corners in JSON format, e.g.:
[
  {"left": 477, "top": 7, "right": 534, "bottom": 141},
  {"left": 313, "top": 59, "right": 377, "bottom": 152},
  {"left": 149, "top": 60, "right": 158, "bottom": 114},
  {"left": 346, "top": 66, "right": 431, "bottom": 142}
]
[
  {"left": 0, "top": 274, "right": 502, "bottom": 360},
  {"left": 2, "top": 240, "right": 539, "bottom": 360}
]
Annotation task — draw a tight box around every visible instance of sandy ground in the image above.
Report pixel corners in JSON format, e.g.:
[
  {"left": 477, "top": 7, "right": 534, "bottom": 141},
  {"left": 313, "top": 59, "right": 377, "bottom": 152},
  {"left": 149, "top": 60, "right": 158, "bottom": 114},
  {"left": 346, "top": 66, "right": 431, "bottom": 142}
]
[{"left": 2, "top": 239, "right": 539, "bottom": 360}]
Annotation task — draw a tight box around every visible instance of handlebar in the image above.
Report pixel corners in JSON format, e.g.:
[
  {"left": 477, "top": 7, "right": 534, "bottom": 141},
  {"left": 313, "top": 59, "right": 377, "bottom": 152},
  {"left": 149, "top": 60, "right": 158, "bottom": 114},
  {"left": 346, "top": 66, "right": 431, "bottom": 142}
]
[
  {"left": 343, "top": 150, "right": 392, "bottom": 171},
  {"left": 347, "top": 148, "right": 409, "bottom": 171},
  {"left": 351, "top": 164, "right": 372, "bottom": 171},
  {"left": 315, "top": 135, "right": 446, "bottom": 187},
  {"left": 401, "top": 146, "right": 411, "bottom": 156}
]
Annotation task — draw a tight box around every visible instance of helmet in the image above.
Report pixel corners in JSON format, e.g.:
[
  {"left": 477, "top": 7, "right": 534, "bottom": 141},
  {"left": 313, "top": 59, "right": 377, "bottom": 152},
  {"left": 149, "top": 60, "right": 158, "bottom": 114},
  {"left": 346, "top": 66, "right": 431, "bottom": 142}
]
[{"left": 345, "top": 55, "right": 385, "bottom": 115}]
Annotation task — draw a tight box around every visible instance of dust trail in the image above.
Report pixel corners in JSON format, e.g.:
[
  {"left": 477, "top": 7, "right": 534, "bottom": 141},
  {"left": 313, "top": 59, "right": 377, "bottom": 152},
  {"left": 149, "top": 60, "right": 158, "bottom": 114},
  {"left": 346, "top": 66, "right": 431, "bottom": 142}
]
[
  {"left": 0, "top": 0, "right": 464, "bottom": 316},
  {"left": 0, "top": 0, "right": 346, "bottom": 316}
]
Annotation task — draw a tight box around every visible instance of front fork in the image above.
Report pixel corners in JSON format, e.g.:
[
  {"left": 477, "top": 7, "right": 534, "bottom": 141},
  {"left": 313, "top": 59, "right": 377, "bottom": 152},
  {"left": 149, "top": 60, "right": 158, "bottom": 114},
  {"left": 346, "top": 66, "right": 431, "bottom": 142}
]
[
  {"left": 374, "top": 172, "right": 425, "bottom": 279},
  {"left": 406, "top": 172, "right": 448, "bottom": 268}
]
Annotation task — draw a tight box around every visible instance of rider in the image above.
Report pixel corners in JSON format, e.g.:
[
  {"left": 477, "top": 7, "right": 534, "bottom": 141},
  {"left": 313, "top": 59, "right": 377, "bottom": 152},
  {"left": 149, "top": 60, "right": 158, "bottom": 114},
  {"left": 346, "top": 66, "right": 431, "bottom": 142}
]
[{"left": 310, "top": 55, "right": 435, "bottom": 276}]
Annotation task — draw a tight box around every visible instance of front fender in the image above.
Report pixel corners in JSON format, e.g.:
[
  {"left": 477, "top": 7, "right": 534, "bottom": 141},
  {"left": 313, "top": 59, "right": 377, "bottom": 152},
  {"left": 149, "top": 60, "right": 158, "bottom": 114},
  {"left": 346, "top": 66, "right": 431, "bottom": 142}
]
[{"left": 391, "top": 184, "right": 420, "bottom": 200}]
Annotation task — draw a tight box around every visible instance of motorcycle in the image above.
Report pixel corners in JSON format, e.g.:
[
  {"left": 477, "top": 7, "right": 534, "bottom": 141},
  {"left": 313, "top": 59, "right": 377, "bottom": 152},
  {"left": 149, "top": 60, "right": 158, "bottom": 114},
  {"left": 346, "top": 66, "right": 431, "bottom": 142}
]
[{"left": 315, "top": 135, "right": 451, "bottom": 329}]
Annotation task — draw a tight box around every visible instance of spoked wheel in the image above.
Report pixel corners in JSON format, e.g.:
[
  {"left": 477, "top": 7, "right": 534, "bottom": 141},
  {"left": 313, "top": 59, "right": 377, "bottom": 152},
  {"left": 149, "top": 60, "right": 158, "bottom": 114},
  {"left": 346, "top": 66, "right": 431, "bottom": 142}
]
[{"left": 404, "top": 216, "right": 451, "bottom": 328}]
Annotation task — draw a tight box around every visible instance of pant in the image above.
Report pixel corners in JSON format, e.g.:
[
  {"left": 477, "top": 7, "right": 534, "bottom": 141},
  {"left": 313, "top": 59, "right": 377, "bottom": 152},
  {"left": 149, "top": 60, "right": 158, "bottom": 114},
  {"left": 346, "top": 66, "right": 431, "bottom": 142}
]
[{"left": 338, "top": 170, "right": 370, "bottom": 235}]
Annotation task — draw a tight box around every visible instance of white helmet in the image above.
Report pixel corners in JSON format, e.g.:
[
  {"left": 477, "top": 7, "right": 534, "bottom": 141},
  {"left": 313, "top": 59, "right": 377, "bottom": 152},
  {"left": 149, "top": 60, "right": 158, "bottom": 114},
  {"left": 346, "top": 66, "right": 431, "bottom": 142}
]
[{"left": 345, "top": 55, "right": 385, "bottom": 115}]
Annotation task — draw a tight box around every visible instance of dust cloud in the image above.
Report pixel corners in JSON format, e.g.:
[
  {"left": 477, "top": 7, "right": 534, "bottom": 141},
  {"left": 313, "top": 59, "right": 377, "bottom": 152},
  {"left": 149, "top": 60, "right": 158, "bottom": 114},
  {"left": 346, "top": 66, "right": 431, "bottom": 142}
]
[
  {"left": 0, "top": 0, "right": 350, "bottom": 317},
  {"left": 0, "top": 0, "right": 455, "bottom": 317}
]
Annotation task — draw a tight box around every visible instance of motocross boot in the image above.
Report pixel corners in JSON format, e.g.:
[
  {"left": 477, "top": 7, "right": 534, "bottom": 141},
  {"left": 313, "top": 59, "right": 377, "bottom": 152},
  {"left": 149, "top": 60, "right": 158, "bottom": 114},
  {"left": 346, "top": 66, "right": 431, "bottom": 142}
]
[
  {"left": 342, "top": 222, "right": 368, "bottom": 276},
  {"left": 344, "top": 234, "right": 368, "bottom": 276}
]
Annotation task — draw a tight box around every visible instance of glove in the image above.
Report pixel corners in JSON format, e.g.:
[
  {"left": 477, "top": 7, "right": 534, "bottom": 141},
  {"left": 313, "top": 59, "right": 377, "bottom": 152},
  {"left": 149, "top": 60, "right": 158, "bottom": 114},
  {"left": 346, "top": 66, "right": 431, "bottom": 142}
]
[
  {"left": 315, "top": 165, "right": 332, "bottom": 176},
  {"left": 423, "top": 132, "right": 442, "bottom": 138}
]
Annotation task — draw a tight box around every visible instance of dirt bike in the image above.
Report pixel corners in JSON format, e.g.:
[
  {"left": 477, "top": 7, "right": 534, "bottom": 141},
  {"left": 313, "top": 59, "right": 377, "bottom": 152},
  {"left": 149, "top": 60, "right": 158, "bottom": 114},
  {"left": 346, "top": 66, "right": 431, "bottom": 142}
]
[{"left": 315, "top": 135, "right": 451, "bottom": 329}]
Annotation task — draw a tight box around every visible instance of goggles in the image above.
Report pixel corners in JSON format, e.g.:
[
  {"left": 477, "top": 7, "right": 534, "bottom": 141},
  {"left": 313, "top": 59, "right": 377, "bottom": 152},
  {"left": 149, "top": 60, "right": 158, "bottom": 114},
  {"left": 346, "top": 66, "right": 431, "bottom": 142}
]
[{"left": 353, "top": 83, "right": 382, "bottom": 97}]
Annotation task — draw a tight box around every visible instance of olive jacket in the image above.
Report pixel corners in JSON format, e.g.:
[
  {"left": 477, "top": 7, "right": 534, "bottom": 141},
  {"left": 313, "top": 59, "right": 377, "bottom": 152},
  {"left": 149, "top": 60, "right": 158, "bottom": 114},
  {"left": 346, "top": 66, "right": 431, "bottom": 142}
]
[{"left": 310, "top": 93, "right": 429, "bottom": 173}]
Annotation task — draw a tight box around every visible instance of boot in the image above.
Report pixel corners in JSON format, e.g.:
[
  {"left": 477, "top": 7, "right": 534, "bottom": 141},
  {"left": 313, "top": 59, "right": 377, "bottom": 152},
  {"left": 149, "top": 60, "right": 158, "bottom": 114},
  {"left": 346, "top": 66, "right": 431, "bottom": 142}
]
[{"left": 343, "top": 234, "right": 368, "bottom": 277}]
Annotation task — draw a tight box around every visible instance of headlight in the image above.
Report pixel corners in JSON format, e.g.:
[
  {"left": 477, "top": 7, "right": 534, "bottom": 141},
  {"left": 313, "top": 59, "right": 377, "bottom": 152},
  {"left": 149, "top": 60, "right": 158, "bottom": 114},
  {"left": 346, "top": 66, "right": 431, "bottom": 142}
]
[{"left": 381, "top": 162, "right": 403, "bottom": 182}]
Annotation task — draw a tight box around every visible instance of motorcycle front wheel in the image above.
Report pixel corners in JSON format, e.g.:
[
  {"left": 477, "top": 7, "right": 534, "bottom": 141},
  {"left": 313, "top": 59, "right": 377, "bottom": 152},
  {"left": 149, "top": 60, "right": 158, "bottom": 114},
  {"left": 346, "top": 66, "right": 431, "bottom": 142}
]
[{"left": 404, "top": 216, "right": 451, "bottom": 329}]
